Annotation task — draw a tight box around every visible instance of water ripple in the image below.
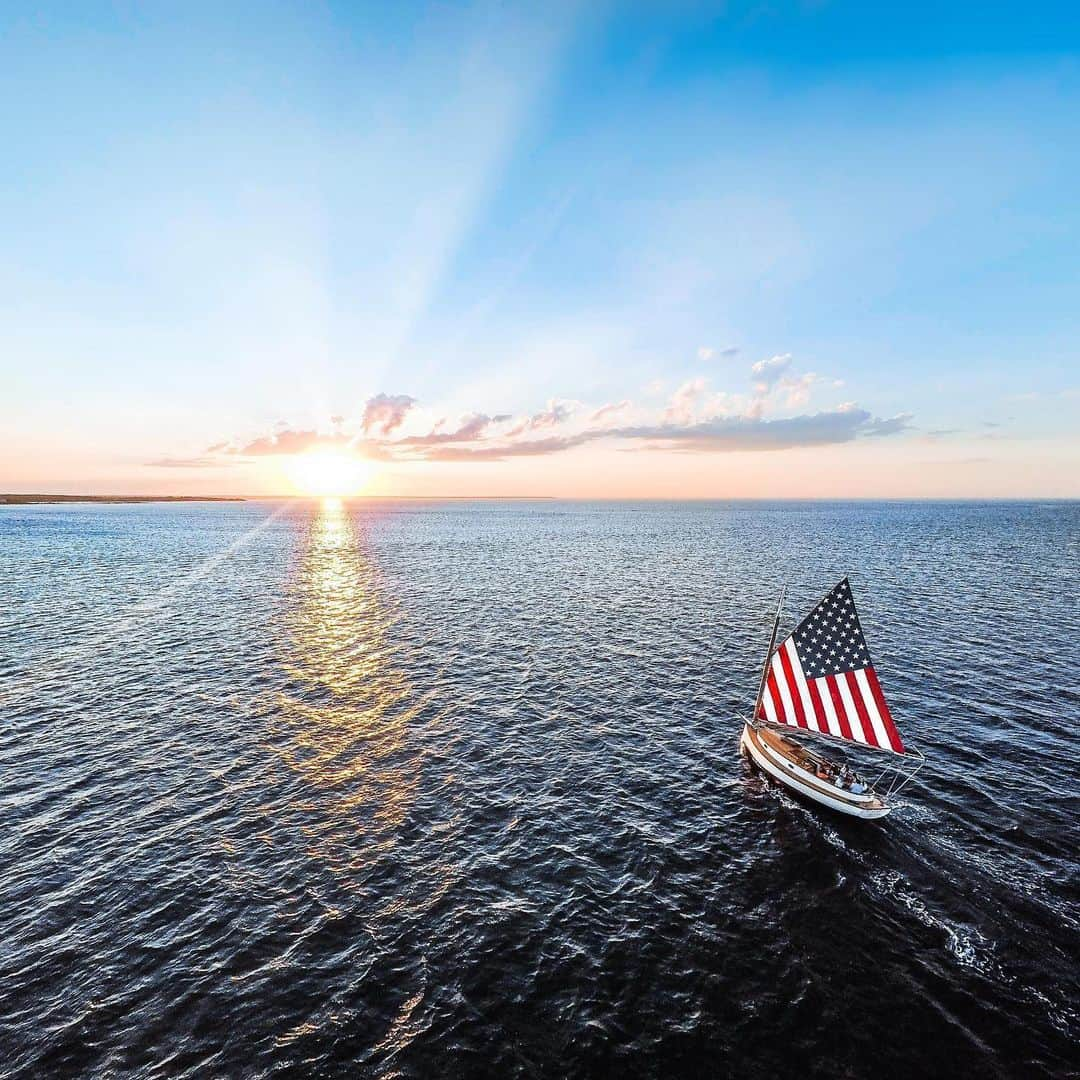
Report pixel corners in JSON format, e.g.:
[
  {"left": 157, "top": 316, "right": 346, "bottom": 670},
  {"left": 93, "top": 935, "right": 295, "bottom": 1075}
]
[{"left": 0, "top": 499, "right": 1077, "bottom": 1078}]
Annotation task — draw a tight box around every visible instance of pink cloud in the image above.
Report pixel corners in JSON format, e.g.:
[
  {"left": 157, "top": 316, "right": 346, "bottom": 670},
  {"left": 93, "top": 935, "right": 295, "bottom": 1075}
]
[
  {"left": 507, "top": 398, "right": 575, "bottom": 436},
  {"left": 196, "top": 362, "right": 912, "bottom": 471},
  {"left": 398, "top": 413, "right": 494, "bottom": 446},
  {"left": 776, "top": 372, "right": 820, "bottom": 408},
  {"left": 361, "top": 393, "right": 417, "bottom": 436},
  {"left": 227, "top": 429, "right": 350, "bottom": 456},
  {"left": 590, "top": 399, "right": 632, "bottom": 425},
  {"left": 663, "top": 378, "right": 707, "bottom": 424}
]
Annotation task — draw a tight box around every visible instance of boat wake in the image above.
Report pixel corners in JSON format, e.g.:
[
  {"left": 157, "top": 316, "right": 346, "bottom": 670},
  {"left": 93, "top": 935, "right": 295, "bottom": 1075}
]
[{"left": 868, "top": 869, "right": 994, "bottom": 972}]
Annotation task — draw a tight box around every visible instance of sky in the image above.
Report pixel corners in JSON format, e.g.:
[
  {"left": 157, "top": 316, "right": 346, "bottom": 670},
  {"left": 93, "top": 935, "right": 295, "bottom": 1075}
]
[{"left": 2, "top": 0, "right": 1078, "bottom": 498}]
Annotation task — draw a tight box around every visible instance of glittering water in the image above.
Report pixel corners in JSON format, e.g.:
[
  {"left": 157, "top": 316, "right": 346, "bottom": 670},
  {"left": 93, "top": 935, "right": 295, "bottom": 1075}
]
[{"left": 1, "top": 499, "right": 1077, "bottom": 1078}]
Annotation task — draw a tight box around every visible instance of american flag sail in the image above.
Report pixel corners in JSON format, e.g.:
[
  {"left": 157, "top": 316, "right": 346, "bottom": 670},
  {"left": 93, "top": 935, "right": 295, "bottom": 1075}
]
[{"left": 756, "top": 578, "right": 905, "bottom": 754}]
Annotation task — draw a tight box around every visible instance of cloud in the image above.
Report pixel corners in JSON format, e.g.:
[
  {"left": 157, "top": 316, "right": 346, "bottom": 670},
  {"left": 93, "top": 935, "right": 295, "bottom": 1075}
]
[
  {"left": 610, "top": 407, "right": 893, "bottom": 452},
  {"left": 228, "top": 429, "right": 350, "bottom": 456},
  {"left": 421, "top": 432, "right": 595, "bottom": 461},
  {"left": 699, "top": 345, "right": 738, "bottom": 361},
  {"left": 409, "top": 405, "right": 911, "bottom": 461},
  {"left": 361, "top": 393, "right": 416, "bottom": 436},
  {"left": 664, "top": 378, "right": 708, "bottom": 424},
  {"left": 398, "top": 413, "right": 493, "bottom": 445},
  {"left": 528, "top": 399, "right": 574, "bottom": 428},
  {"left": 507, "top": 398, "right": 575, "bottom": 436},
  {"left": 750, "top": 353, "right": 793, "bottom": 393},
  {"left": 861, "top": 413, "right": 914, "bottom": 438},
  {"left": 198, "top": 358, "right": 913, "bottom": 470},
  {"left": 776, "top": 372, "right": 821, "bottom": 408},
  {"left": 590, "top": 399, "right": 632, "bottom": 424},
  {"left": 744, "top": 355, "right": 843, "bottom": 412}
]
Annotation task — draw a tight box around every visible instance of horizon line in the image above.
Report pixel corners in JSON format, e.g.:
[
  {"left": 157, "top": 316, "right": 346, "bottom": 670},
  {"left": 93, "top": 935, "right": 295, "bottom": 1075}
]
[{"left": 3, "top": 493, "right": 1078, "bottom": 505}]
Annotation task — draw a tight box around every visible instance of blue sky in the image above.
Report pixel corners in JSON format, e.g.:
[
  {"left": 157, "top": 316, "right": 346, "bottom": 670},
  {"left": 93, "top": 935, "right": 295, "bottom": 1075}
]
[{"left": 2, "top": 1, "right": 1078, "bottom": 496}]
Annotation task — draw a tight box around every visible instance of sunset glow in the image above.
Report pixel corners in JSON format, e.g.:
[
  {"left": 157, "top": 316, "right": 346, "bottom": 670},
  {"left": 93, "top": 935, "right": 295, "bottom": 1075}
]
[
  {"left": 283, "top": 452, "right": 374, "bottom": 498},
  {"left": 0, "top": 4, "right": 1076, "bottom": 500}
]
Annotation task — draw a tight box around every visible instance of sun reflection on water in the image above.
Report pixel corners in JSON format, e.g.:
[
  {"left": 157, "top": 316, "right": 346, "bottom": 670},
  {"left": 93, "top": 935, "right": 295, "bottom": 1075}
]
[{"left": 273, "top": 498, "right": 419, "bottom": 859}]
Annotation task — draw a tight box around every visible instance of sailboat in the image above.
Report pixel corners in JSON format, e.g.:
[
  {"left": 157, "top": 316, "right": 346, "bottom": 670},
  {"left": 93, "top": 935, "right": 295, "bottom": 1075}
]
[{"left": 740, "top": 578, "right": 924, "bottom": 819}]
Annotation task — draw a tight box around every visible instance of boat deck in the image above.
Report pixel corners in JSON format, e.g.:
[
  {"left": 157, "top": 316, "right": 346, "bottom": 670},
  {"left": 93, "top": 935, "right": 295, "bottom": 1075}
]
[{"left": 743, "top": 723, "right": 889, "bottom": 816}]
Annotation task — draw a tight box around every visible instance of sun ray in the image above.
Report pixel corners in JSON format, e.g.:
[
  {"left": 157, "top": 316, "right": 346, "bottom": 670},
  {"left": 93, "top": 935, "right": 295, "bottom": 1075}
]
[{"left": 283, "top": 451, "right": 375, "bottom": 497}]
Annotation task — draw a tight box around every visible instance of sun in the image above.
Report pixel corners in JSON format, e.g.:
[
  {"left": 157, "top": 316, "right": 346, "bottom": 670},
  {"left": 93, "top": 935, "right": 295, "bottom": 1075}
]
[{"left": 283, "top": 450, "right": 374, "bottom": 497}]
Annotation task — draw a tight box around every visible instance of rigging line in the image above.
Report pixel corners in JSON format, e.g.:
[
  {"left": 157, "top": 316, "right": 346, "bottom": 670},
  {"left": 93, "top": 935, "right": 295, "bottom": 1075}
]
[{"left": 752, "top": 716, "right": 915, "bottom": 759}]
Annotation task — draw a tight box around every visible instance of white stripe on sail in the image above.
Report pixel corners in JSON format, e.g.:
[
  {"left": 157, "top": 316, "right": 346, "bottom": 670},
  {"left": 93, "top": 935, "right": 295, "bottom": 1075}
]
[
  {"left": 762, "top": 678, "right": 779, "bottom": 724},
  {"left": 771, "top": 650, "right": 797, "bottom": 727},
  {"left": 784, "top": 639, "right": 819, "bottom": 732},
  {"left": 834, "top": 673, "right": 868, "bottom": 744},
  {"left": 854, "top": 668, "right": 890, "bottom": 748},
  {"left": 814, "top": 676, "right": 842, "bottom": 737}
]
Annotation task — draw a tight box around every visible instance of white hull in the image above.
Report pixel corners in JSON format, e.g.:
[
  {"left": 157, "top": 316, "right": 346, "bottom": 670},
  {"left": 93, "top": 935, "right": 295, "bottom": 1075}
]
[{"left": 741, "top": 723, "right": 891, "bottom": 820}]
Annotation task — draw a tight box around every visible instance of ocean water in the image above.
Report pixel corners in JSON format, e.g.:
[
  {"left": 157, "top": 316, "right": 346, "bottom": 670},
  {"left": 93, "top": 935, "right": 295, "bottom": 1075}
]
[{"left": 1, "top": 499, "right": 1077, "bottom": 1079}]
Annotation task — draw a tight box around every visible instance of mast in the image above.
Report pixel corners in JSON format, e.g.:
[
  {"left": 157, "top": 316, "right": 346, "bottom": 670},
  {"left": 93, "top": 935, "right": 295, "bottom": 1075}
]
[{"left": 750, "top": 585, "right": 785, "bottom": 729}]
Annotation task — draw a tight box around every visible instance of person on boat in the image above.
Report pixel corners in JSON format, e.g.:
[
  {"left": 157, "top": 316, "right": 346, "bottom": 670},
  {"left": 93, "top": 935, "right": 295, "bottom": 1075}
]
[{"left": 837, "top": 765, "right": 857, "bottom": 792}]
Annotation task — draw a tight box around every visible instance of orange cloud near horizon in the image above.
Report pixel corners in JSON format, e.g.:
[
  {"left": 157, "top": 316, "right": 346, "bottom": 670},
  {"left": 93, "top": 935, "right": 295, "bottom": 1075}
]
[
  {"left": 4, "top": 435, "right": 1077, "bottom": 501},
  {"left": 5, "top": 360, "right": 1077, "bottom": 501}
]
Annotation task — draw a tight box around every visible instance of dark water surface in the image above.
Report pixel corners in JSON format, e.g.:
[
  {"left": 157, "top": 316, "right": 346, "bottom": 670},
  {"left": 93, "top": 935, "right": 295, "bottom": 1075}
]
[{"left": 1, "top": 500, "right": 1077, "bottom": 1078}]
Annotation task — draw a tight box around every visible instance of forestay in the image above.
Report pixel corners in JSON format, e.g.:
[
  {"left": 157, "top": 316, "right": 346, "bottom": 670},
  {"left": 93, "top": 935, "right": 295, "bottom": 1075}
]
[{"left": 755, "top": 577, "right": 906, "bottom": 755}]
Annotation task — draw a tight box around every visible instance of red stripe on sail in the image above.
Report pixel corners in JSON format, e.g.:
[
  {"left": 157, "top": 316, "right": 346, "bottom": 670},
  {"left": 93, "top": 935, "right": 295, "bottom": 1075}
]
[
  {"left": 806, "top": 677, "right": 829, "bottom": 734},
  {"left": 764, "top": 669, "right": 785, "bottom": 725},
  {"left": 844, "top": 669, "right": 880, "bottom": 749},
  {"left": 760, "top": 669, "right": 777, "bottom": 721},
  {"left": 825, "top": 674, "right": 854, "bottom": 741},
  {"left": 778, "top": 645, "right": 807, "bottom": 728},
  {"left": 864, "top": 666, "right": 904, "bottom": 754}
]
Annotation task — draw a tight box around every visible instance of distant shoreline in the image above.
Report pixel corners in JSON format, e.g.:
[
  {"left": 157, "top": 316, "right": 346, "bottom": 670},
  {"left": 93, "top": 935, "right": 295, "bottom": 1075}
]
[
  {"left": 0, "top": 494, "right": 556, "bottom": 504},
  {"left": 0, "top": 494, "right": 246, "bottom": 505}
]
